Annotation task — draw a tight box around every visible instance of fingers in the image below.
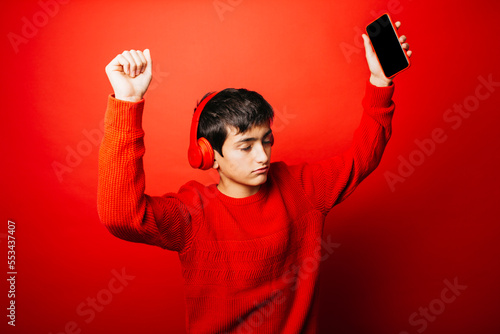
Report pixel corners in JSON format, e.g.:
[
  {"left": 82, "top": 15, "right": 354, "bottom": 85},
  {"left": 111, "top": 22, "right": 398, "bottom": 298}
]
[
  {"left": 113, "top": 49, "right": 150, "bottom": 78},
  {"left": 120, "top": 50, "right": 142, "bottom": 78},
  {"left": 399, "top": 36, "right": 408, "bottom": 49},
  {"left": 395, "top": 22, "right": 413, "bottom": 57},
  {"left": 398, "top": 34, "right": 411, "bottom": 57},
  {"left": 400, "top": 37, "right": 409, "bottom": 50},
  {"left": 136, "top": 50, "right": 147, "bottom": 73},
  {"left": 129, "top": 50, "right": 144, "bottom": 77}
]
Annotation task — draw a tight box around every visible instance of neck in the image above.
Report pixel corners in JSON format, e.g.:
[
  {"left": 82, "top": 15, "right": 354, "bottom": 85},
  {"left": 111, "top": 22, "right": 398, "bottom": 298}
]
[{"left": 217, "top": 182, "right": 261, "bottom": 198}]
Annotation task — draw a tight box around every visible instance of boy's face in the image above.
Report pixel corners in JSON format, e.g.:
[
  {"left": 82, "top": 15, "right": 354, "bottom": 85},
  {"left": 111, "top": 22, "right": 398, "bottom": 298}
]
[{"left": 213, "top": 123, "right": 273, "bottom": 198}]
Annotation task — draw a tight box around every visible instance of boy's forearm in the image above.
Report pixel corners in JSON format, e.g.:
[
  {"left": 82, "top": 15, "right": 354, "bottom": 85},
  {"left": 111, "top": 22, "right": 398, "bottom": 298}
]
[
  {"left": 362, "top": 80, "right": 395, "bottom": 123},
  {"left": 288, "top": 81, "right": 396, "bottom": 213},
  {"left": 351, "top": 81, "right": 395, "bottom": 169},
  {"left": 97, "top": 95, "right": 148, "bottom": 240},
  {"left": 334, "top": 81, "right": 395, "bottom": 202}
]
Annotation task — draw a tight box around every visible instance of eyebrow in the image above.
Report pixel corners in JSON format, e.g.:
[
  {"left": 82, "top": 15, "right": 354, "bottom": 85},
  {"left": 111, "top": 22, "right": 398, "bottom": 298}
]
[{"left": 235, "top": 129, "right": 273, "bottom": 144}]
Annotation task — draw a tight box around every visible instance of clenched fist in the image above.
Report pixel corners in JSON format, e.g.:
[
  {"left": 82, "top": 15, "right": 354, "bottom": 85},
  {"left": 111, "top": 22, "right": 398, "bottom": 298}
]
[{"left": 105, "top": 49, "right": 152, "bottom": 102}]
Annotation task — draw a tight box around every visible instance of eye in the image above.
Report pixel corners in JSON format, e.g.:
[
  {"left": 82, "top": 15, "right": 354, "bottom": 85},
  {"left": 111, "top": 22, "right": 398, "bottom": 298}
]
[
  {"left": 263, "top": 134, "right": 274, "bottom": 145},
  {"left": 241, "top": 145, "right": 252, "bottom": 151}
]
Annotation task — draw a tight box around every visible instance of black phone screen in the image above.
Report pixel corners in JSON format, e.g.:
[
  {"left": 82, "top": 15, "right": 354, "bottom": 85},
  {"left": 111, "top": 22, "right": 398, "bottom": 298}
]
[{"left": 366, "top": 14, "right": 409, "bottom": 78}]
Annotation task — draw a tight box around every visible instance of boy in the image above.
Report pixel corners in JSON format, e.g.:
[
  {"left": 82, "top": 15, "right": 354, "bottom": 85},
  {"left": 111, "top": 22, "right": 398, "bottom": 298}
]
[{"left": 98, "top": 23, "right": 412, "bottom": 333}]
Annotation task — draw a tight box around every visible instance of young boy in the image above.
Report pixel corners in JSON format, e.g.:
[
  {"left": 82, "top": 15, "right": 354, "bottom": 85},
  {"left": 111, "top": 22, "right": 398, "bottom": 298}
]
[{"left": 98, "top": 23, "right": 412, "bottom": 334}]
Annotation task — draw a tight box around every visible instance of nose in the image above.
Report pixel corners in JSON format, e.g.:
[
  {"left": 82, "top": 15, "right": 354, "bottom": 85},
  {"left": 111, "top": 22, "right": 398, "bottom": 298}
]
[{"left": 254, "top": 143, "right": 270, "bottom": 164}]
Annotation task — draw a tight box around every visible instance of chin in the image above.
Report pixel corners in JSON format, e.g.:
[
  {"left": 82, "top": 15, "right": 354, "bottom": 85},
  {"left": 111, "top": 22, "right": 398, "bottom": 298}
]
[{"left": 250, "top": 175, "right": 268, "bottom": 186}]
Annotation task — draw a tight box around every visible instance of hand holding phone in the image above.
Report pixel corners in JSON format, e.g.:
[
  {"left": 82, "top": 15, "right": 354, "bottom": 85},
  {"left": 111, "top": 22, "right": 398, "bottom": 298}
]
[{"left": 364, "top": 14, "right": 411, "bottom": 81}]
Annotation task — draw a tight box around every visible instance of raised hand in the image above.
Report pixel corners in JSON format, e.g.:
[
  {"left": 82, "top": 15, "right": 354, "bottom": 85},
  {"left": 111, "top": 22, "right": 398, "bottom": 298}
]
[
  {"left": 362, "top": 21, "right": 412, "bottom": 87},
  {"left": 105, "top": 49, "right": 153, "bottom": 102}
]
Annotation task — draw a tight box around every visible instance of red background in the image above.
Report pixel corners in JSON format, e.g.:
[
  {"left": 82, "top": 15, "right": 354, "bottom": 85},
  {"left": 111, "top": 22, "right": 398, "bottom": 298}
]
[{"left": 2, "top": 0, "right": 499, "bottom": 333}]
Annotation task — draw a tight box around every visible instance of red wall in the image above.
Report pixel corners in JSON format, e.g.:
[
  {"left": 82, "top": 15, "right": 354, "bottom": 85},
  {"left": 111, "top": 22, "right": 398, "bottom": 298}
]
[{"left": 2, "top": 0, "right": 499, "bottom": 333}]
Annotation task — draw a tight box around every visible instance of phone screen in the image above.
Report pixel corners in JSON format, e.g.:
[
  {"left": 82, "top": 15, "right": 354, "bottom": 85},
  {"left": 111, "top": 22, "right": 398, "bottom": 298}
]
[{"left": 366, "top": 14, "right": 409, "bottom": 78}]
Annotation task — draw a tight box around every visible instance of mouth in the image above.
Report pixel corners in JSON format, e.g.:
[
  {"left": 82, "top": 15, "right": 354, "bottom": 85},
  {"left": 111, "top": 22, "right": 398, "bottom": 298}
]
[{"left": 253, "top": 166, "right": 269, "bottom": 174}]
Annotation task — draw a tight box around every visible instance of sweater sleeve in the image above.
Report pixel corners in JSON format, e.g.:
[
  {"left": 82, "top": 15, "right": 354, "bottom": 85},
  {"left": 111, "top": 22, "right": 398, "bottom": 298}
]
[
  {"left": 286, "top": 81, "right": 395, "bottom": 215},
  {"left": 97, "top": 95, "right": 199, "bottom": 252}
]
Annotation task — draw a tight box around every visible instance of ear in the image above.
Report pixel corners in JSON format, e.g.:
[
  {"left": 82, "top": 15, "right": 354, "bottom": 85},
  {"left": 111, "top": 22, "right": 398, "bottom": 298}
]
[{"left": 212, "top": 150, "right": 221, "bottom": 169}]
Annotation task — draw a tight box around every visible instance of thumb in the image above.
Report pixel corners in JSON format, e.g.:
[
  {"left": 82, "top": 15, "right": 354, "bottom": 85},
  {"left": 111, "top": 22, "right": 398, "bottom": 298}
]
[
  {"left": 144, "top": 49, "right": 152, "bottom": 74},
  {"left": 362, "top": 34, "right": 374, "bottom": 57}
]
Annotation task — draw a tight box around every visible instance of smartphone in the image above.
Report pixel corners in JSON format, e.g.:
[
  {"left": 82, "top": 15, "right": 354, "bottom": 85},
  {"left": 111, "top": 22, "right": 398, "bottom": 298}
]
[{"left": 366, "top": 13, "right": 410, "bottom": 78}]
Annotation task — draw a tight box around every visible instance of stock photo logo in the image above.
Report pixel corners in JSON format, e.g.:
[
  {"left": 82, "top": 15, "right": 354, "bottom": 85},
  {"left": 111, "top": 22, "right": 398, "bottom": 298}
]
[
  {"left": 51, "top": 64, "right": 169, "bottom": 183},
  {"left": 384, "top": 74, "right": 500, "bottom": 192},
  {"left": 399, "top": 277, "right": 467, "bottom": 334},
  {"left": 47, "top": 268, "right": 135, "bottom": 334},
  {"left": 213, "top": 0, "right": 245, "bottom": 22},
  {"left": 7, "top": 0, "right": 70, "bottom": 54}
]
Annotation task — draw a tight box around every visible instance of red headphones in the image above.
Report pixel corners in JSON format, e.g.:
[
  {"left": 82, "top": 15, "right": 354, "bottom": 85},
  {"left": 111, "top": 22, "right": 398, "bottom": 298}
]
[{"left": 188, "top": 91, "right": 219, "bottom": 170}]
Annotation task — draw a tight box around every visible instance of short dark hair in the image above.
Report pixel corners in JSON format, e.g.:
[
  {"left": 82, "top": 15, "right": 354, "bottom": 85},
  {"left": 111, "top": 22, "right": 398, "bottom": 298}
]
[{"left": 196, "top": 88, "right": 274, "bottom": 156}]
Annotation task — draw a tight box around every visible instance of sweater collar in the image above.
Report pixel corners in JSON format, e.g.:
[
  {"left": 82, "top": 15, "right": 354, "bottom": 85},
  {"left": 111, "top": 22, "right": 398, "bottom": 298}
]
[{"left": 210, "top": 179, "right": 269, "bottom": 206}]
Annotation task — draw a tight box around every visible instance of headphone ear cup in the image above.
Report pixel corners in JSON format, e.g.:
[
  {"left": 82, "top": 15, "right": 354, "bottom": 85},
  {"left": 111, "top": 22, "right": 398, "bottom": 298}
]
[{"left": 197, "top": 137, "right": 214, "bottom": 170}]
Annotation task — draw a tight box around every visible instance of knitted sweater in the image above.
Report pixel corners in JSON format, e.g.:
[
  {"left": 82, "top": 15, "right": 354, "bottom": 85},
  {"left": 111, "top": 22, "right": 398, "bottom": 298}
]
[{"left": 97, "top": 81, "right": 395, "bottom": 334}]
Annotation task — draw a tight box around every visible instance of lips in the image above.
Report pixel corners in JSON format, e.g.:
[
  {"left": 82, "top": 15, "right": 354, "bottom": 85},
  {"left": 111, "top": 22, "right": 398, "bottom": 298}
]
[{"left": 253, "top": 166, "right": 269, "bottom": 174}]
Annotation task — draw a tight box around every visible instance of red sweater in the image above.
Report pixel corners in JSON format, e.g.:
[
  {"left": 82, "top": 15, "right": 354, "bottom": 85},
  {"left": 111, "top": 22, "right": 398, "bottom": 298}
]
[{"left": 97, "top": 81, "right": 395, "bottom": 334}]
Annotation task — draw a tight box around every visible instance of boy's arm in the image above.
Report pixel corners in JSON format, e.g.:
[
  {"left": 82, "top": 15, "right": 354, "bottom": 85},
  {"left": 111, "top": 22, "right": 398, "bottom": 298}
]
[
  {"left": 286, "top": 81, "right": 394, "bottom": 214},
  {"left": 286, "top": 21, "right": 412, "bottom": 214},
  {"left": 97, "top": 50, "right": 197, "bottom": 252}
]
